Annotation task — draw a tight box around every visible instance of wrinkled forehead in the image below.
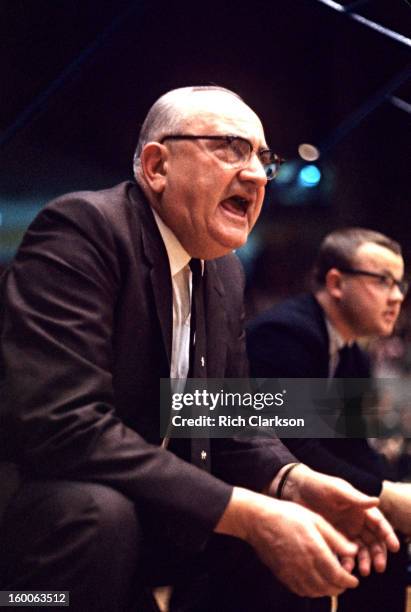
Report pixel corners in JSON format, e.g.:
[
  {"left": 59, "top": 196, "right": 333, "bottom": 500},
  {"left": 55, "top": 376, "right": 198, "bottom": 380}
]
[{"left": 178, "top": 92, "right": 266, "bottom": 145}]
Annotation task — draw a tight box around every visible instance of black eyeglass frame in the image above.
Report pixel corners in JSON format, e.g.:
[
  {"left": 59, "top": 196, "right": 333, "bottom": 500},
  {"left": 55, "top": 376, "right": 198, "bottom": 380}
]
[
  {"left": 159, "top": 134, "right": 284, "bottom": 180},
  {"left": 338, "top": 267, "right": 408, "bottom": 295}
]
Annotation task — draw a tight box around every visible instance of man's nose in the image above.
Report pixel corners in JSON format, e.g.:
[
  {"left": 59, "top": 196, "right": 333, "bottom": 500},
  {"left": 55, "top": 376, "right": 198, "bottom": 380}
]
[
  {"left": 390, "top": 283, "right": 405, "bottom": 302},
  {"left": 239, "top": 153, "right": 268, "bottom": 186}
]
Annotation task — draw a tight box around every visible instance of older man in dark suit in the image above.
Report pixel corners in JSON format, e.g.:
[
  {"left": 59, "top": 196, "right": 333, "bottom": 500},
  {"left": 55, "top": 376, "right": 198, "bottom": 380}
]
[
  {"left": 247, "top": 227, "right": 411, "bottom": 611},
  {"left": 0, "top": 90, "right": 398, "bottom": 611}
]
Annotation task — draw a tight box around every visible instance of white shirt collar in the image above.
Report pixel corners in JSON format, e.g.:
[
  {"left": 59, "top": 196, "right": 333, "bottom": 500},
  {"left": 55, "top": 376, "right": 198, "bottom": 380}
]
[
  {"left": 152, "top": 209, "right": 191, "bottom": 277},
  {"left": 325, "top": 317, "right": 354, "bottom": 358},
  {"left": 326, "top": 318, "right": 353, "bottom": 378},
  {"left": 325, "top": 318, "right": 346, "bottom": 359}
]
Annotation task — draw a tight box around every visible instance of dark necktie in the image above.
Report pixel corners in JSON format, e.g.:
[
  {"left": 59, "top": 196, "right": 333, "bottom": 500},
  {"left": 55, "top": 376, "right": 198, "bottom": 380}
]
[
  {"left": 167, "top": 261, "right": 210, "bottom": 468},
  {"left": 334, "top": 344, "right": 366, "bottom": 436},
  {"left": 189, "top": 259, "right": 207, "bottom": 378},
  {"left": 334, "top": 344, "right": 354, "bottom": 379},
  {"left": 188, "top": 259, "right": 210, "bottom": 470}
]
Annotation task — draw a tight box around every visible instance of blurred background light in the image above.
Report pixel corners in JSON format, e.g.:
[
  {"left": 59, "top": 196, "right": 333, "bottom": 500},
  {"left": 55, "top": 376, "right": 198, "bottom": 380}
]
[
  {"left": 298, "top": 143, "right": 320, "bottom": 162},
  {"left": 298, "top": 164, "right": 322, "bottom": 188}
]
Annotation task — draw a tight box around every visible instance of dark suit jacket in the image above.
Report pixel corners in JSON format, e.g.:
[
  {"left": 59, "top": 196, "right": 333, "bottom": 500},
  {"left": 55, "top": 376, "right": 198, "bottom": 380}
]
[
  {"left": 0, "top": 181, "right": 294, "bottom": 552},
  {"left": 247, "top": 293, "right": 383, "bottom": 497}
]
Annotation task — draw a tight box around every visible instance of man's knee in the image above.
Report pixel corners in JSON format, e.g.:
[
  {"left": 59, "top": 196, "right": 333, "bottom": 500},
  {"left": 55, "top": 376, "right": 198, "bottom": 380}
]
[
  {"left": 7, "top": 479, "right": 139, "bottom": 539},
  {"left": 73, "top": 481, "right": 141, "bottom": 547},
  {"left": 0, "top": 480, "right": 141, "bottom": 588}
]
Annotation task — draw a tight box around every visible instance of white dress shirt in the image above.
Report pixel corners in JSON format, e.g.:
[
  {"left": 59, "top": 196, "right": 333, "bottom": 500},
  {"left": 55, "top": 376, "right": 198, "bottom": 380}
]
[
  {"left": 325, "top": 318, "right": 352, "bottom": 378},
  {"left": 152, "top": 210, "right": 192, "bottom": 384}
]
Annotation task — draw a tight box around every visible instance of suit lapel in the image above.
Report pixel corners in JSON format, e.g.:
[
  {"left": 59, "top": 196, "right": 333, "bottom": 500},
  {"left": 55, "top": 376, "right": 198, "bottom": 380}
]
[
  {"left": 204, "top": 260, "right": 227, "bottom": 377},
  {"left": 140, "top": 205, "right": 173, "bottom": 369},
  {"left": 132, "top": 185, "right": 229, "bottom": 376}
]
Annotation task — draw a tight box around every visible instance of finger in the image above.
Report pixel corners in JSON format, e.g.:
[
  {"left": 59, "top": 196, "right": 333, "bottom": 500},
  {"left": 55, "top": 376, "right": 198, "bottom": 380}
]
[
  {"left": 365, "top": 508, "right": 400, "bottom": 552},
  {"left": 280, "top": 547, "right": 355, "bottom": 597},
  {"left": 318, "top": 518, "right": 358, "bottom": 559},
  {"left": 306, "top": 557, "right": 354, "bottom": 598},
  {"left": 359, "top": 524, "right": 380, "bottom": 546},
  {"left": 312, "top": 547, "right": 359, "bottom": 592},
  {"left": 330, "top": 485, "right": 379, "bottom": 510},
  {"left": 340, "top": 536, "right": 360, "bottom": 574},
  {"left": 340, "top": 554, "right": 355, "bottom": 573},
  {"left": 370, "top": 541, "right": 387, "bottom": 573},
  {"left": 360, "top": 521, "right": 391, "bottom": 550},
  {"left": 344, "top": 493, "right": 379, "bottom": 509},
  {"left": 276, "top": 561, "right": 342, "bottom": 598},
  {"left": 314, "top": 525, "right": 359, "bottom": 590},
  {"left": 356, "top": 543, "right": 371, "bottom": 576}
]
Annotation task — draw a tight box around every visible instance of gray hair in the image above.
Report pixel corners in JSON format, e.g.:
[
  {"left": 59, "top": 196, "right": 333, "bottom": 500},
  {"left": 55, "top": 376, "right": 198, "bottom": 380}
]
[{"left": 133, "top": 85, "right": 243, "bottom": 177}]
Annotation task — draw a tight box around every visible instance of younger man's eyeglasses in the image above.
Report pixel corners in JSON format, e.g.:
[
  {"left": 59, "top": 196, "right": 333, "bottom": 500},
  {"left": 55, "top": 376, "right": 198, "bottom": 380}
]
[{"left": 339, "top": 267, "right": 409, "bottom": 296}]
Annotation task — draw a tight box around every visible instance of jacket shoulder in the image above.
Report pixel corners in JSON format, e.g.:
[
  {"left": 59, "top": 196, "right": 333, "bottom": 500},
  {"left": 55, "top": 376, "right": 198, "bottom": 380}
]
[
  {"left": 246, "top": 294, "right": 329, "bottom": 378},
  {"left": 249, "top": 294, "right": 325, "bottom": 340},
  {"left": 38, "top": 181, "right": 138, "bottom": 225}
]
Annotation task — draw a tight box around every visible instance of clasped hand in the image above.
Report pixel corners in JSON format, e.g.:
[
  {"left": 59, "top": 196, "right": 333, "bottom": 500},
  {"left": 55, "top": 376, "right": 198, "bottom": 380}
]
[{"left": 280, "top": 464, "right": 400, "bottom": 576}]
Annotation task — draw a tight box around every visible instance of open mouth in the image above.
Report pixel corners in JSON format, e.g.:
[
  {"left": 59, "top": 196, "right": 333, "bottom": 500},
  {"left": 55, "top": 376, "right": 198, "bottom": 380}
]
[{"left": 220, "top": 195, "right": 250, "bottom": 218}]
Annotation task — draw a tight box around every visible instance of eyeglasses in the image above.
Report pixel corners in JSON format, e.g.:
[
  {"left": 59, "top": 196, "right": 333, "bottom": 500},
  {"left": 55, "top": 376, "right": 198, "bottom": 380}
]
[
  {"left": 339, "top": 267, "right": 409, "bottom": 295},
  {"left": 159, "top": 134, "right": 284, "bottom": 180}
]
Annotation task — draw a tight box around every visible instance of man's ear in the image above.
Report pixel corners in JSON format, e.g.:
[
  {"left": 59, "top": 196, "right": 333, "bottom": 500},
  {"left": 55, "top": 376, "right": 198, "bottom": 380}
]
[
  {"left": 325, "top": 268, "right": 344, "bottom": 300},
  {"left": 139, "top": 143, "right": 168, "bottom": 193}
]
